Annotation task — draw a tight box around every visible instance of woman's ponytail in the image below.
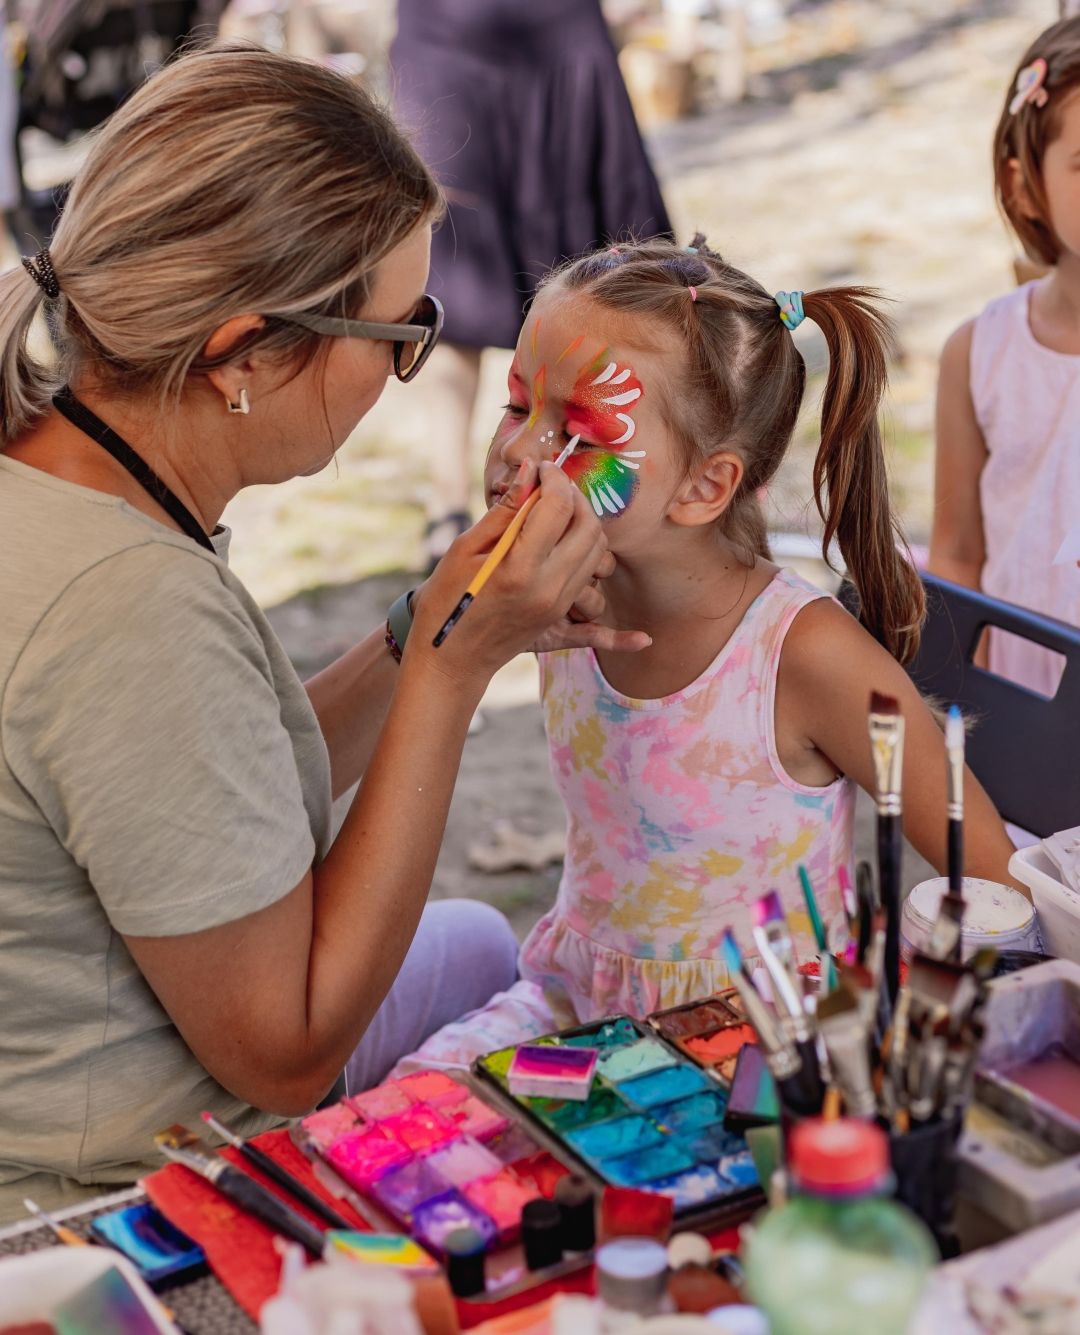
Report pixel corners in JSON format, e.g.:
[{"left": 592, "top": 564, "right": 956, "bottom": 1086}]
[
  {"left": 0, "top": 267, "right": 57, "bottom": 442},
  {"left": 803, "top": 286, "right": 924, "bottom": 664}
]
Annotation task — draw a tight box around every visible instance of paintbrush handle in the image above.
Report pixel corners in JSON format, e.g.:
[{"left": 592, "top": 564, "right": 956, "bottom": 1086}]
[
  {"left": 878, "top": 813, "right": 902, "bottom": 1007},
  {"left": 466, "top": 489, "right": 542, "bottom": 599},
  {"left": 214, "top": 1163, "right": 326, "bottom": 1256},
  {"left": 239, "top": 1142, "right": 351, "bottom": 1230},
  {"left": 432, "top": 490, "right": 541, "bottom": 646},
  {"left": 948, "top": 817, "right": 963, "bottom": 897}
]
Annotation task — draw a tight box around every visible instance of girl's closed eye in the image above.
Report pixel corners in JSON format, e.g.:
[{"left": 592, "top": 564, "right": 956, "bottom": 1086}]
[{"left": 502, "top": 401, "right": 528, "bottom": 417}]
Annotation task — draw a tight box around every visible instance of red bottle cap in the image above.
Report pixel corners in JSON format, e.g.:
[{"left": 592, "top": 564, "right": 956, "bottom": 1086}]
[{"left": 788, "top": 1118, "right": 890, "bottom": 1197}]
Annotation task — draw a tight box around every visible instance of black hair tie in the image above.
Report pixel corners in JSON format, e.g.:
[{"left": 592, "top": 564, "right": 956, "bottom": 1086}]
[{"left": 22, "top": 250, "right": 60, "bottom": 300}]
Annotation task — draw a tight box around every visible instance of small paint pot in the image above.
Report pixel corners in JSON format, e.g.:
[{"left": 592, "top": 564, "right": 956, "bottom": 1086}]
[
  {"left": 596, "top": 1236, "right": 669, "bottom": 1315},
  {"left": 900, "top": 877, "right": 1041, "bottom": 964}
]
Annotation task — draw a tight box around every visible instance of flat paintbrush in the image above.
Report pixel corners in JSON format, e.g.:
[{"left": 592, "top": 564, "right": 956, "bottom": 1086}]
[
  {"left": 200, "top": 1110, "right": 351, "bottom": 1230},
  {"left": 869, "top": 691, "right": 905, "bottom": 1007},
  {"left": 156, "top": 1125, "right": 325, "bottom": 1257},
  {"left": 934, "top": 705, "right": 966, "bottom": 964},
  {"left": 433, "top": 434, "right": 580, "bottom": 645},
  {"left": 751, "top": 891, "right": 806, "bottom": 1032},
  {"left": 855, "top": 860, "right": 876, "bottom": 965},
  {"left": 723, "top": 929, "right": 822, "bottom": 1117},
  {"left": 817, "top": 986, "right": 876, "bottom": 1119}
]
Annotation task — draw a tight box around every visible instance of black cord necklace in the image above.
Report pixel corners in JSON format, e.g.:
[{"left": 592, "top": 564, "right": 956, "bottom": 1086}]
[{"left": 52, "top": 387, "right": 215, "bottom": 553}]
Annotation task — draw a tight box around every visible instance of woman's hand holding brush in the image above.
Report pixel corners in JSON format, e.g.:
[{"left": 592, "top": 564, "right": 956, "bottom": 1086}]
[{"left": 411, "top": 458, "right": 649, "bottom": 679}]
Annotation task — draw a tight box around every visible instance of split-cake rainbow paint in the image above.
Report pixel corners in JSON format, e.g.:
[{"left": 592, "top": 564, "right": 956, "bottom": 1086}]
[{"left": 507, "top": 1043, "right": 598, "bottom": 1100}]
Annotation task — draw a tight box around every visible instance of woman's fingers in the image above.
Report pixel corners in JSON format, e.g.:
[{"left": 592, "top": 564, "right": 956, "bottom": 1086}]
[{"left": 505, "top": 462, "right": 580, "bottom": 567}]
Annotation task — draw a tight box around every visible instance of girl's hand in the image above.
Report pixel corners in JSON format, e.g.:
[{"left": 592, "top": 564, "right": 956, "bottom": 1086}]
[{"left": 409, "top": 459, "right": 633, "bottom": 685}]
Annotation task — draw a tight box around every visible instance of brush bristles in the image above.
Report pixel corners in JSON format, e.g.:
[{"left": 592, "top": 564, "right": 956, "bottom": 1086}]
[
  {"left": 945, "top": 704, "right": 964, "bottom": 752},
  {"left": 721, "top": 929, "right": 743, "bottom": 975},
  {"left": 752, "top": 889, "right": 785, "bottom": 929},
  {"left": 870, "top": 690, "right": 900, "bottom": 717}
]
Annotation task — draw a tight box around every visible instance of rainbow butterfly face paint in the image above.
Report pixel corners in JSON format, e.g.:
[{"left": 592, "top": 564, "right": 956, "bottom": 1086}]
[{"left": 563, "top": 349, "right": 646, "bottom": 519}]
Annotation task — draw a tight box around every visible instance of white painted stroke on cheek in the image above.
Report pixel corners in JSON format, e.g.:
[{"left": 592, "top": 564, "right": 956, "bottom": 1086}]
[{"left": 589, "top": 362, "right": 643, "bottom": 446}]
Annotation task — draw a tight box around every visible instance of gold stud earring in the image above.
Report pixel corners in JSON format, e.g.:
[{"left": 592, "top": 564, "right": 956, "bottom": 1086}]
[{"left": 227, "top": 388, "right": 250, "bottom": 415}]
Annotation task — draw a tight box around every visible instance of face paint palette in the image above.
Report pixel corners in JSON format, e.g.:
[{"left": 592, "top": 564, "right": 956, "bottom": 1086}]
[
  {"left": 473, "top": 1010, "right": 764, "bottom": 1229},
  {"left": 291, "top": 1068, "right": 585, "bottom": 1302}
]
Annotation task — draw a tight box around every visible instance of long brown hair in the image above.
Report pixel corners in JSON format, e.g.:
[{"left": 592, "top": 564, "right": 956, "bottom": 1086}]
[
  {"left": 546, "top": 237, "right": 924, "bottom": 664},
  {"left": 993, "top": 18, "right": 1080, "bottom": 266},
  {"left": 0, "top": 43, "right": 441, "bottom": 441}
]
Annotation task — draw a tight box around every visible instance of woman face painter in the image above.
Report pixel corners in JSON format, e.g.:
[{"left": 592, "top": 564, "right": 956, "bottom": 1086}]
[{"left": 0, "top": 46, "right": 643, "bottom": 1222}]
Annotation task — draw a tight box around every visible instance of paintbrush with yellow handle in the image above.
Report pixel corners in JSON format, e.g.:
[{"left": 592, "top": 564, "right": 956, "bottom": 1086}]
[
  {"left": 433, "top": 435, "right": 580, "bottom": 646},
  {"left": 24, "top": 1197, "right": 87, "bottom": 1248}
]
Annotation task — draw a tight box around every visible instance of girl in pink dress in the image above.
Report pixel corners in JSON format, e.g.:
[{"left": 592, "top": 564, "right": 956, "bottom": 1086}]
[
  {"left": 400, "top": 237, "right": 1015, "bottom": 1069},
  {"left": 932, "top": 19, "right": 1080, "bottom": 701}
]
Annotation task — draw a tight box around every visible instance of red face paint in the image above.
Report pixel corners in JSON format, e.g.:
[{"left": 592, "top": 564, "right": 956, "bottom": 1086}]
[{"left": 566, "top": 348, "right": 643, "bottom": 447}]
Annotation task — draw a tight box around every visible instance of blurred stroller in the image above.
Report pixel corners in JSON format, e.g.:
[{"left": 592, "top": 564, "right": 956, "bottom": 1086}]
[{"left": 9, "top": 0, "right": 226, "bottom": 245}]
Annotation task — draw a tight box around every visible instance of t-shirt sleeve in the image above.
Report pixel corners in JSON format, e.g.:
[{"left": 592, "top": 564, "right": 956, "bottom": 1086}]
[{"left": 2, "top": 544, "right": 318, "bottom": 936}]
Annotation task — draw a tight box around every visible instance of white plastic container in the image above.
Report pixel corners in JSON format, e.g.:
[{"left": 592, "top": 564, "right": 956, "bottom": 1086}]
[
  {"left": 900, "top": 876, "right": 1041, "bottom": 963},
  {"left": 1010, "top": 844, "right": 1080, "bottom": 965},
  {"left": 0, "top": 1245, "right": 177, "bottom": 1331}
]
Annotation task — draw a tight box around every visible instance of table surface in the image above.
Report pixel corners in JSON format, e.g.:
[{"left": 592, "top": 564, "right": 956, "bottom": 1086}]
[{"left": 0, "top": 1188, "right": 256, "bottom": 1334}]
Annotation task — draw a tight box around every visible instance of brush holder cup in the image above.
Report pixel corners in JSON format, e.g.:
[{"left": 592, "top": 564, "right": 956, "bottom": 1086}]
[{"left": 888, "top": 1112, "right": 963, "bottom": 1259}]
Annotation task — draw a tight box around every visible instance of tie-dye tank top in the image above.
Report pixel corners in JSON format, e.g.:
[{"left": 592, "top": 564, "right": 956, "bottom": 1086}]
[{"left": 519, "top": 566, "right": 855, "bottom": 1024}]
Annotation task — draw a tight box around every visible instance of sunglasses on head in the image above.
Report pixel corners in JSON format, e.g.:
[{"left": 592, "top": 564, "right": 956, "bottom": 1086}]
[{"left": 276, "top": 293, "right": 444, "bottom": 382}]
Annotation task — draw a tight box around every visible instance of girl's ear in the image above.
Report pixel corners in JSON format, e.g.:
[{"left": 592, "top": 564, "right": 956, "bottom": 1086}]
[
  {"left": 1005, "top": 157, "right": 1038, "bottom": 220},
  {"left": 667, "top": 451, "right": 744, "bottom": 528}
]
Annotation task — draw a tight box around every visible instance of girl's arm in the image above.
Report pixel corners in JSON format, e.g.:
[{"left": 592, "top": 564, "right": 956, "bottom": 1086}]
[
  {"left": 929, "top": 320, "right": 989, "bottom": 591},
  {"left": 776, "top": 598, "right": 1021, "bottom": 894}
]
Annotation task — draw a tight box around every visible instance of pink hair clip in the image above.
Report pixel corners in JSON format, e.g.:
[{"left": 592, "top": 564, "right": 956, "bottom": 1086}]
[
  {"left": 1010, "top": 57, "right": 1049, "bottom": 115},
  {"left": 688, "top": 286, "right": 698, "bottom": 302}
]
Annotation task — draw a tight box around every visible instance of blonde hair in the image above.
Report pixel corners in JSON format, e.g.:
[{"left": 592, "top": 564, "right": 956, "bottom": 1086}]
[
  {"left": 546, "top": 237, "right": 924, "bottom": 665},
  {"left": 0, "top": 43, "right": 441, "bottom": 441},
  {"left": 993, "top": 18, "right": 1080, "bottom": 266}
]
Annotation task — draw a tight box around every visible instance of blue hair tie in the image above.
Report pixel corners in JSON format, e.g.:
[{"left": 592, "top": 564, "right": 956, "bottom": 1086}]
[{"left": 775, "top": 290, "right": 805, "bottom": 331}]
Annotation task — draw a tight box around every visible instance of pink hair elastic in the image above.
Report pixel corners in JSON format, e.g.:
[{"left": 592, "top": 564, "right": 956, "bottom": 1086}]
[{"left": 688, "top": 286, "right": 698, "bottom": 302}]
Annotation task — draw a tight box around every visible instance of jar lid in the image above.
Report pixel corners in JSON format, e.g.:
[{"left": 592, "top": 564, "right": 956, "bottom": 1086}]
[
  {"left": 789, "top": 1118, "right": 889, "bottom": 1196},
  {"left": 906, "top": 877, "right": 1034, "bottom": 936}
]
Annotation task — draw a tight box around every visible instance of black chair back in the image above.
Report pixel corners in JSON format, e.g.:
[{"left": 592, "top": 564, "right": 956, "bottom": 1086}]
[{"left": 907, "top": 575, "right": 1080, "bottom": 838}]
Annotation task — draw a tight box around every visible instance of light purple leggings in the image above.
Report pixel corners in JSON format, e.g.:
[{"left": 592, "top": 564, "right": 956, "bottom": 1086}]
[{"left": 339, "top": 898, "right": 519, "bottom": 1096}]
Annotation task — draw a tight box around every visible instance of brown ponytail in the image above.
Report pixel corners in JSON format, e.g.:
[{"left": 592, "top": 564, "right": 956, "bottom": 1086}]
[{"left": 804, "top": 288, "right": 924, "bottom": 664}]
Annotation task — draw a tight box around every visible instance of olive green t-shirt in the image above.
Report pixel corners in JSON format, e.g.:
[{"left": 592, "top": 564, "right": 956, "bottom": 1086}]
[{"left": 0, "top": 456, "right": 332, "bottom": 1223}]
